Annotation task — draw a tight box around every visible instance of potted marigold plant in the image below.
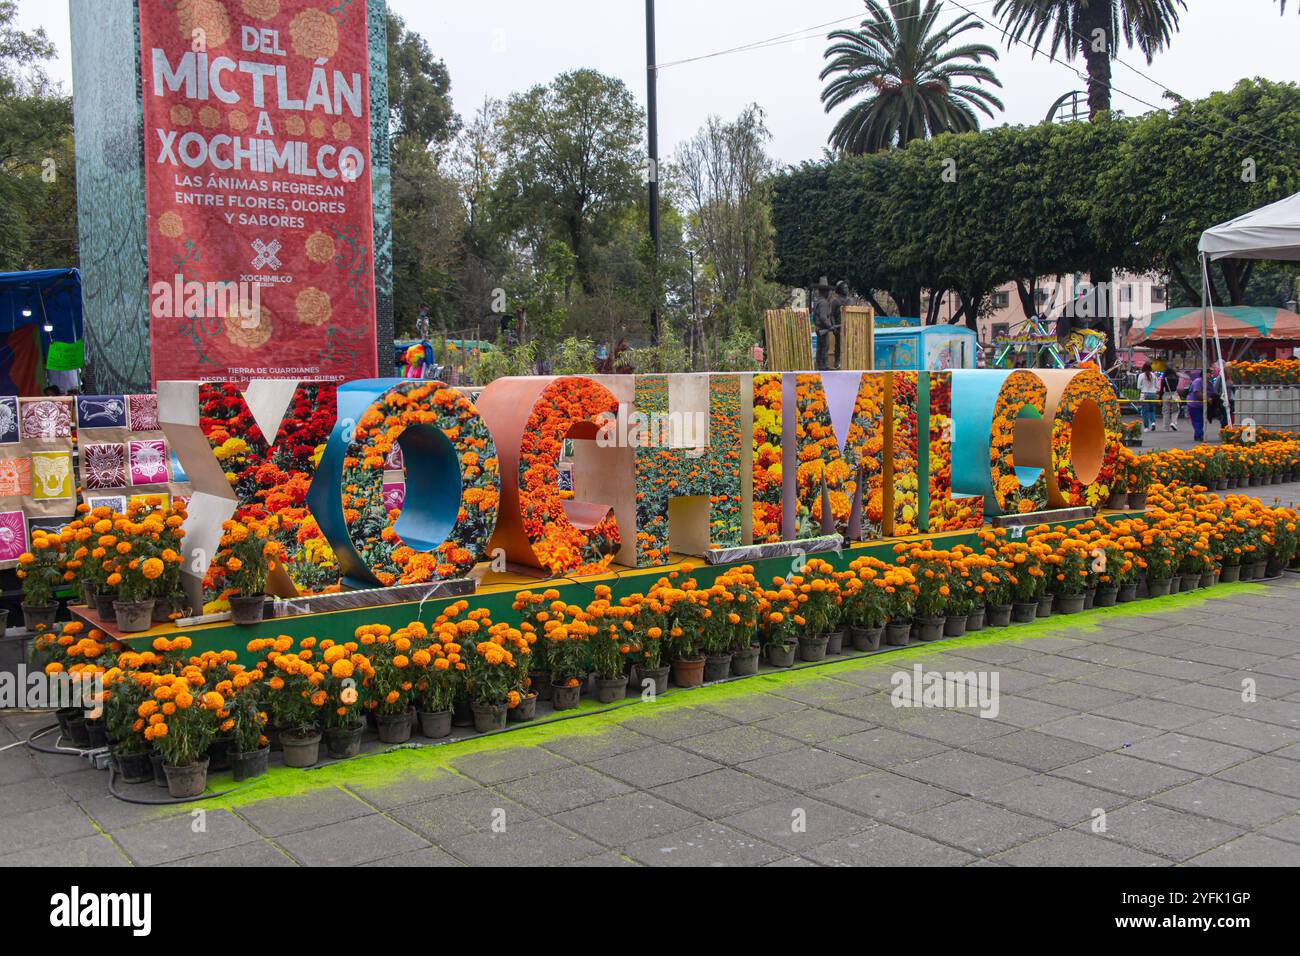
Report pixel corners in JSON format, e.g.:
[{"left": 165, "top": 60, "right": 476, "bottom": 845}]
[
  {"left": 666, "top": 578, "right": 707, "bottom": 687},
  {"left": 908, "top": 545, "right": 950, "bottom": 642},
  {"left": 1004, "top": 542, "right": 1045, "bottom": 623},
  {"left": 266, "top": 641, "right": 325, "bottom": 766},
  {"left": 585, "top": 585, "right": 632, "bottom": 701},
  {"left": 465, "top": 624, "right": 529, "bottom": 732},
  {"left": 319, "top": 641, "right": 371, "bottom": 758},
  {"left": 17, "top": 530, "right": 63, "bottom": 631},
  {"left": 624, "top": 592, "right": 670, "bottom": 695},
  {"left": 415, "top": 625, "right": 462, "bottom": 737},
  {"left": 881, "top": 565, "right": 917, "bottom": 646},
  {"left": 359, "top": 624, "right": 419, "bottom": 743},
  {"left": 1048, "top": 536, "right": 1091, "bottom": 613},
  {"left": 512, "top": 589, "right": 553, "bottom": 701},
  {"left": 698, "top": 578, "right": 737, "bottom": 681},
  {"left": 219, "top": 518, "right": 278, "bottom": 625},
  {"left": 144, "top": 673, "right": 226, "bottom": 798},
  {"left": 1091, "top": 539, "right": 1125, "bottom": 607},
  {"left": 842, "top": 556, "right": 889, "bottom": 650},
  {"left": 545, "top": 610, "right": 590, "bottom": 711},
  {"left": 1141, "top": 527, "right": 1177, "bottom": 597},
  {"left": 760, "top": 584, "right": 800, "bottom": 667},
  {"left": 797, "top": 558, "right": 841, "bottom": 660},
  {"left": 104, "top": 663, "right": 154, "bottom": 783},
  {"left": 722, "top": 568, "right": 762, "bottom": 675},
  {"left": 228, "top": 669, "right": 270, "bottom": 782}
]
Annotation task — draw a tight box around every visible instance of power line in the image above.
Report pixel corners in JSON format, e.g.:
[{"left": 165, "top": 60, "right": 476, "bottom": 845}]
[
  {"left": 657, "top": 0, "right": 1004, "bottom": 70},
  {"left": 947, "top": 0, "right": 1298, "bottom": 159}
]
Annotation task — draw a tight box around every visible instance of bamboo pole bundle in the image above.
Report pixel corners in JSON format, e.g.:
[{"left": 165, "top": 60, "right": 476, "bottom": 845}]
[
  {"left": 763, "top": 308, "right": 813, "bottom": 371},
  {"left": 841, "top": 305, "right": 875, "bottom": 370}
]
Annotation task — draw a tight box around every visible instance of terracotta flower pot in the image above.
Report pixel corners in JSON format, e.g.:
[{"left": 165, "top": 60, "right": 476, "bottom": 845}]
[
  {"left": 419, "top": 709, "right": 453, "bottom": 737},
  {"left": 671, "top": 656, "right": 706, "bottom": 687},
  {"left": 113, "top": 599, "right": 155, "bottom": 633},
  {"left": 229, "top": 593, "right": 266, "bottom": 626}
]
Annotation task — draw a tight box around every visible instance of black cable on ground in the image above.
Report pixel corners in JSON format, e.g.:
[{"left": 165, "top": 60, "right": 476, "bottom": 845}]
[{"left": 24, "top": 723, "right": 255, "bottom": 805}]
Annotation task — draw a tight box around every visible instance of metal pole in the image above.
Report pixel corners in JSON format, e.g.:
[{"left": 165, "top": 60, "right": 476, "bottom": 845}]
[
  {"left": 646, "top": 0, "right": 661, "bottom": 345},
  {"left": 1201, "top": 254, "right": 1208, "bottom": 438}
]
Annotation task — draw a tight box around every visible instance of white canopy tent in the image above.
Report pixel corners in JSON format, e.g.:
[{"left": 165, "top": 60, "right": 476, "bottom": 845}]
[{"left": 1195, "top": 190, "right": 1300, "bottom": 427}]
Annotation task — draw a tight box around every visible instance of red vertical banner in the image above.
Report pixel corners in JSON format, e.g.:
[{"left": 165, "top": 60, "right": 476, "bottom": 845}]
[{"left": 139, "top": 0, "right": 378, "bottom": 385}]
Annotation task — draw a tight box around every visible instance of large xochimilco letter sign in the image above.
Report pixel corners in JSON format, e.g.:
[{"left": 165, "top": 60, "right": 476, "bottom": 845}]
[
  {"left": 166, "top": 369, "right": 1123, "bottom": 594},
  {"left": 139, "top": 0, "right": 379, "bottom": 385}
]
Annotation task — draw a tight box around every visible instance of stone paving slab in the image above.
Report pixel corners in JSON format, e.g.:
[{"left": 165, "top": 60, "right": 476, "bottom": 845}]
[{"left": 2, "top": 579, "right": 1300, "bottom": 866}]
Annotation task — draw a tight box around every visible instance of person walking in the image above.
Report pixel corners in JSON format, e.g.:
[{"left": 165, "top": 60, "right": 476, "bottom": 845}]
[
  {"left": 1135, "top": 366, "right": 1159, "bottom": 431},
  {"left": 1160, "top": 367, "right": 1179, "bottom": 431},
  {"left": 1187, "top": 369, "right": 1206, "bottom": 442}
]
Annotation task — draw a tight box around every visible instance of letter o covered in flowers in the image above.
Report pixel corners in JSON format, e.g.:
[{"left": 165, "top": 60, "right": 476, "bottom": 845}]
[
  {"left": 307, "top": 379, "right": 500, "bottom": 587},
  {"left": 987, "top": 369, "right": 1050, "bottom": 515},
  {"left": 1040, "top": 368, "right": 1122, "bottom": 508}
]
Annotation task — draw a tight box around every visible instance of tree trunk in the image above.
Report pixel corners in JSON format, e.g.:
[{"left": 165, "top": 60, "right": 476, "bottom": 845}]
[{"left": 1079, "top": 5, "right": 1113, "bottom": 119}]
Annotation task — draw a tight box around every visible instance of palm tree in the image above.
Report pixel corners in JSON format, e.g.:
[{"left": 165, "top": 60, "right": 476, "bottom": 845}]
[
  {"left": 820, "top": 0, "right": 1005, "bottom": 154},
  {"left": 992, "top": 1, "right": 1186, "bottom": 119}
]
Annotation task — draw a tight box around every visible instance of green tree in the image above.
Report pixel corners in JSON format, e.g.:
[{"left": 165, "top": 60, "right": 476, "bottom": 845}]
[
  {"left": 820, "top": 0, "right": 1004, "bottom": 154},
  {"left": 493, "top": 70, "right": 644, "bottom": 292},
  {"left": 673, "top": 104, "right": 782, "bottom": 339},
  {"left": 0, "top": 0, "right": 74, "bottom": 269},
  {"left": 386, "top": 10, "right": 458, "bottom": 148},
  {"left": 992, "top": 0, "right": 1186, "bottom": 119}
]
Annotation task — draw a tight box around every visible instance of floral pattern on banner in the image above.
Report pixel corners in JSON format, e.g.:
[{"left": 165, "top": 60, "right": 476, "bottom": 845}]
[
  {"left": 0, "top": 510, "right": 25, "bottom": 562},
  {"left": 83, "top": 443, "right": 128, "bottom": 490},
  {"left": 844, "top": 372, "right": 887, "bottom": 540},
  {"left": 200, "top": 382, "right": 340, "bottom": 593},
  {"left": 991, "top": 370, "right": 1049, "bottom": 514},
  {"left": 751, "top": 373, "right": 783, "bottom": 544},
  {"left": 19, "top": 399, "right": 71, "bottom": 440},
  {"left": 519, "top": 377, "right": 620, "bottom": 576},
  {"left": 1051, "top": 368, "right": 1122, "bottom": 508},
  {"left": 128, "top": 440, "right": 169, "bottom": 486},
  {"left": 632, "top": 375, "right": 742, "bottom": 567},
  {"left": 343, "top": 380, "right": 500, "bottom": 584},
  {"left": 927, "top": 372, "right": 984, "bottom": 532}
]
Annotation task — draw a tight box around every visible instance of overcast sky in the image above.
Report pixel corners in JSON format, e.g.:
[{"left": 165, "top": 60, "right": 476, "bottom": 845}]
[{"left": 20, "top": 0, "right": 1300, "bottom": 165}]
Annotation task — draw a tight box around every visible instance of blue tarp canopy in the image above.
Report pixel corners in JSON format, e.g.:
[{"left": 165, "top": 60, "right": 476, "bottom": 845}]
[{"left": 0, "top": 268, "right": 83, "bottom": 350}]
